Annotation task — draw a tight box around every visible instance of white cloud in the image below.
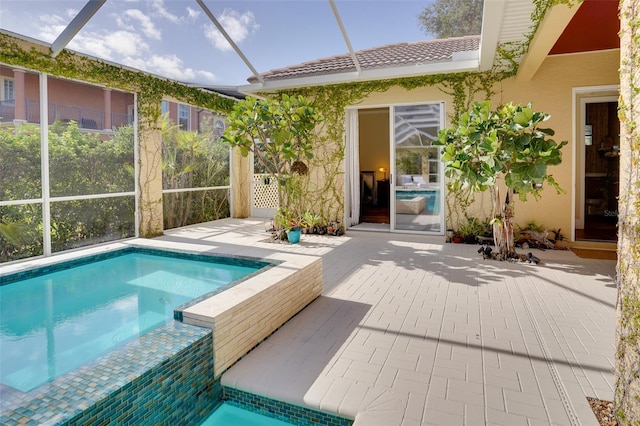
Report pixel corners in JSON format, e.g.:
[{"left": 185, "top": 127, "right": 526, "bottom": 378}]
[
  {"left": 204, "top": 9, "right": 259, "bottom": 52},
  {"left": 122, "top": 53, "right": 217, "bottom": 83},
  {"left": 187, "top": 7, "right": 200, "bottom": 21},
  {"left": 28, "top": 4, "right": 215, "bottom": 85},
  {"left": 195, "top": 70, "right": 216, "bottom": 82},
  {"left": 65, "top": 8, "right": 79, "bottom": 19},
  {"left": 106, "top": 30, "right": 149, "bottom": 57},
  {"left": 66, "top": 34, "right": 114, "bottom": 61},
  {"left": 37, "top": 14, "right": 66, "bottom": 42},
  {"left": 151, "top": 0, "right": 181, "bottom": 24},
  {"left": 63, "top": 29, "right": 148, "bottom": 62},
  {"left": 121, "top": 9, "right": 161, "bottom": 40}
]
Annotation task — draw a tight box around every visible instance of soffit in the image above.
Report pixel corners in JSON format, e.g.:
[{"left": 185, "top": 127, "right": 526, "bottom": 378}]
[{"left": 549, "top": 0, "right": 620, "bottom": 55}]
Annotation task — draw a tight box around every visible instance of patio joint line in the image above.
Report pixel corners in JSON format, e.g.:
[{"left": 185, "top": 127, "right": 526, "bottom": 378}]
[
  {"left": 423, "top": 268, "right": 454, "bottom": 425},
  {"left": 478, "top": 279, "right": 489, "bottom": 426},
  {"left": 515, "top": 280, "right": 580, "bottom": 426}
]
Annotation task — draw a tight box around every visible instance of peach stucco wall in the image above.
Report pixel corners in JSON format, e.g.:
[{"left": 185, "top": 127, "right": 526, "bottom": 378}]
[
  {"left": 490, "top": 49, "right": 620, "bottom": 238},
  {"left": 343, "top": 49, "right": 620, "bottom": 241}
]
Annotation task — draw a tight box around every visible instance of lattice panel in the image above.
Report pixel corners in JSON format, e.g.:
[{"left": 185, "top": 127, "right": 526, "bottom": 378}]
[{"left": 253, "top": 174, "right": 279, "bottom": 209}]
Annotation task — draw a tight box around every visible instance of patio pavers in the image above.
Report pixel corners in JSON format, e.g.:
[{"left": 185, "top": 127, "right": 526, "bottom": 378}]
[{"left": 162, "top": 219, "right": 617, "bottom": 426}]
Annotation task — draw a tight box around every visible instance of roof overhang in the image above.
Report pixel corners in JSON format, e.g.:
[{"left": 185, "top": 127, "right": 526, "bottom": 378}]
[
  {"left": 479, "top": 0, "right": 537, "bottom": 71},
  {"left": 239, "top": 52, "right": 479, "bottom": 94},
  {"left": 480, "top": 0, "right": 615, "bottom": 81},
  {"left": 515, "top": 1, "right": 581, "bottom": 81}
]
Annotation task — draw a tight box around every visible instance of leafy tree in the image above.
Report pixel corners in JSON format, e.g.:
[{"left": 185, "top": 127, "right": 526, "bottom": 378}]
[
  {"left": 418, "top": 0, "right": 484, "bottom": 38},
  {"left": 435, "top": 101, "right": 567, "bottom": 258},
  {"left": 222, "top": 95, "right": 321, "bottom": 220},
  {"left": 614, "top": 0, "right": 640, "bottom": 421}
]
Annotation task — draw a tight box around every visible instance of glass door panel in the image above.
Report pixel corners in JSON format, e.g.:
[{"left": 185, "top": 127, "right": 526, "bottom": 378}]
[{"left": 392, "top": 103, "right": 444, "bottom": 233}]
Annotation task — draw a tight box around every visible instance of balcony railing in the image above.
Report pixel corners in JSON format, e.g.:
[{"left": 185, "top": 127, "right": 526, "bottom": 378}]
[
  {"left": 0, "top": 99, "right": 132, "bottom": 130},
  {"left": 0, "top": 99, "right": 15, "bottom": 122}
]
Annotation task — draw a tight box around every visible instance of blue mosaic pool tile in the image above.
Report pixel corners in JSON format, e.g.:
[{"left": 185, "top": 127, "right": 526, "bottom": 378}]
[
  {"left": 0, "top": 321, "right": 220, "bottom": 426},
  {"left": 224, "top": 387, "right": 354, "bottom": 426}
]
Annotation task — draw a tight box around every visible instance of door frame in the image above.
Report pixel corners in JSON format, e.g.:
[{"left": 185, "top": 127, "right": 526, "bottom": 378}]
[
  {"left": 389, "top": 101, "right": 446, "bottom": 234},
  {"left": 572, "top": 85, "right": 619, "bottom": 240},
  {"left": 344, "top": 101, "right": 446, "bottom": 234}
]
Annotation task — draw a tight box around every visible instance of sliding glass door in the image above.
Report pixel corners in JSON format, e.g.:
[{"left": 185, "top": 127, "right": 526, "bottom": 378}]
[{"left": 392, "top": 103, "right": 444, "bottom": 233}]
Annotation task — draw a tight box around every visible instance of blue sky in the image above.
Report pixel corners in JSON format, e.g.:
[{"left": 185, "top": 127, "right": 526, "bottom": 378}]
[{"left": 0, "top": 0, "right": 433, "bottom": 86}]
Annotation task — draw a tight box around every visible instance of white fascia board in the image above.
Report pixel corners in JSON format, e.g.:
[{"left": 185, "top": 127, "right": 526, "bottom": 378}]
[
  {"left": 479, "top": 0, "right": 508, "bottom": 71},
  {"left": 238, "top": 57, "right": 480, "bottom": 95}
]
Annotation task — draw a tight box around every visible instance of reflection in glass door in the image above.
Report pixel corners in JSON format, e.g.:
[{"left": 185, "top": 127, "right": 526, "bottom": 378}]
[{"left": 392, "top": 103, "right": 444, "bottom": 233}]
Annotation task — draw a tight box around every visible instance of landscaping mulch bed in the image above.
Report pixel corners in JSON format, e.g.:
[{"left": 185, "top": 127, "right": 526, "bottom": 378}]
[{"left": 588, "top": 397, "right": 618, "bottom": 426}]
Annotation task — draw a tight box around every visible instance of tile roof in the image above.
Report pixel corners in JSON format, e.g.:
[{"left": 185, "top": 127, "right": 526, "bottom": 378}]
[{"left": 248, "top": 35, "right": 480, "bottom": 83}]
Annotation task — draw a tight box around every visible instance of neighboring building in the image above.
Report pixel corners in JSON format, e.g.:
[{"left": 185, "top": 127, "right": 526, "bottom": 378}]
[
  {"left": 0, "top": 64, "right": 230, "bottom": 136},
  {"left": 0, "top": 64, "right": 134, "bottom": 131},
  {"left": 238, "top": 0, "right": 620, "bottom": 249}
]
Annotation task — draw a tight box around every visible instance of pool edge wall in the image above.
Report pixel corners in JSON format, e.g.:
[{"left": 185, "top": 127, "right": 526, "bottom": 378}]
[
  {"left": 181, "top": 254, "right": 323, "bottom": 377},
  {"left": 0, "top": 322, "right": 217, "bottom": 426},
  {"left": 66, "top": 329, "right": 220, "bottom": 426}
]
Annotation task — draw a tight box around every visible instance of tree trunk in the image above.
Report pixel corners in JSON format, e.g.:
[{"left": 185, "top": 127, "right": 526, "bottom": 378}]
[
  {"left": 491, "top": 184, "right": 517, "bottom": 259},
  {"left": 614, "top": 0, "right": 640, "bottom": 422}
]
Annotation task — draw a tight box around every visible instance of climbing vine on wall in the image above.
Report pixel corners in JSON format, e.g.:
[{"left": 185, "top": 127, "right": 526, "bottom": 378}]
[
  {"left": 0, "top": 33, "right": 236, "bottom": 117},
  {"left": 261, "top": 0, "right": 580, "bottom": 227},
  {"left": 266, "top": 71, "right": 503, "bottom": 223},
  {"left": 614, "top": 0, "right": 640, "bottom": 423},
  {"left": 0, "top": 0, "right": 577, "bottom": 229}
]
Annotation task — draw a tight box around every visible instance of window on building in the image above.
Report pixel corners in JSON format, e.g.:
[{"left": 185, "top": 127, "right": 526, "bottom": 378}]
[
  {"left": 178, "top": 104, "right": 190, "bottom": 129},
  {"left": 1, "top": 78, "right": 14, "bottom": 101},
  {"left": 161, "top": 100, "right": 169, "bottom": 115}
]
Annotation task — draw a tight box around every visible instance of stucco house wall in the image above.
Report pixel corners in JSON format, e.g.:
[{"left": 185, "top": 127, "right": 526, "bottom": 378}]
[
  {"left": 492, "top": 49, "right": 620, "bottom": 236},
  {"left": 307, "top": 49, "right": 620, "bottom": 242}
]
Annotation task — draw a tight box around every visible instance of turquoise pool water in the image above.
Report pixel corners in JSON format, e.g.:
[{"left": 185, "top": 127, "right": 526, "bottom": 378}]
[
  {"left": 200, "top": 403, "right": 294, "bottom": 426},
  {"left": 0, "top": 248, "right": 264, "bottom": 393}
]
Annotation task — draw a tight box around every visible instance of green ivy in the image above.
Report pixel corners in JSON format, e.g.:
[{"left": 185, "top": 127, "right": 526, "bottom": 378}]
[
  {"left": 247, "top": 0, "right": 578, "bottom": 225},
  {"left": 0, "top": 0, "right": 566, "bottom": 228},
  {"left": 614, "top": 0, "right": 640, "bottom": 423},
  {"left": 495, "top": 0, "right": 581, "bottom": 71},
  {"left": 0, "top": 32, "right": 236, "bottom": 122}
]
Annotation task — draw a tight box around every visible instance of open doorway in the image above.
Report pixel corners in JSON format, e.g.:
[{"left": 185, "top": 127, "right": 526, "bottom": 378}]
[
  {"left": 357, "top": 108, "right": 390, "bottom": 224},
  {"left": 576, "top": 96, "right": 619, "bottom": 242},
  {"left": 348, "top": 104, "right": 445, "bottom": 234}
]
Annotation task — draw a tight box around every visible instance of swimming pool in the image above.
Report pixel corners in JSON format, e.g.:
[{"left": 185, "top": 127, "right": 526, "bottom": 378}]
[
  {"left": 0, "top": 247, "right": 269, "bottom": 392},
  {"left": 0, "top": 237, "right": 324, "bottom": 426},
  {"left": 200, "top": 402, "right": 294, "bottom": 425}
]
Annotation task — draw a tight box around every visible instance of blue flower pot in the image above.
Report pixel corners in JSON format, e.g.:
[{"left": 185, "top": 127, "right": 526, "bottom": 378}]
[{"left": 286, "top": 228, "right": 301, "bottom": 244}]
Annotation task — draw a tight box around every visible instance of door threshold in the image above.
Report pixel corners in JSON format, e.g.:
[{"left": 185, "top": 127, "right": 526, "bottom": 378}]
[{"left": 349, "top": 223, "right": 390, "bottom": 232}]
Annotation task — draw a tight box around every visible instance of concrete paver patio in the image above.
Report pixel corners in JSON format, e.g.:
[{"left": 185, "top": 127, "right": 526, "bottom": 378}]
[{"left": 162, "top": 219, "right": 617, "bottom": 426}]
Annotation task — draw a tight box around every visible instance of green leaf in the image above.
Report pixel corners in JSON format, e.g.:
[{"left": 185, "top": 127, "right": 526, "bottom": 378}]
[
  {"left": 514, "top": 107, "right": 533, "bottom": 126},
  {"left": 514, "top": 134, "right": 531, "bottom": 150},
  {"left": 528, "top": 161, "right": 547, "bottom": 179}
]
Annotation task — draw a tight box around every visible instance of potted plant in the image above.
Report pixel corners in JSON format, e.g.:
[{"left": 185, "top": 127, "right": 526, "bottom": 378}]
[
  {"left": 275, "top": 208, "right": 305, "bottom": 244},
  {"left": 463, "top": 217, "right": 484, "bottom": 244},
  {"left": 452, "top": 231, "right": 464, "bottom": 243},
  {"left": 302, "top": 211, "right": 321, "bottom": 234}
]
